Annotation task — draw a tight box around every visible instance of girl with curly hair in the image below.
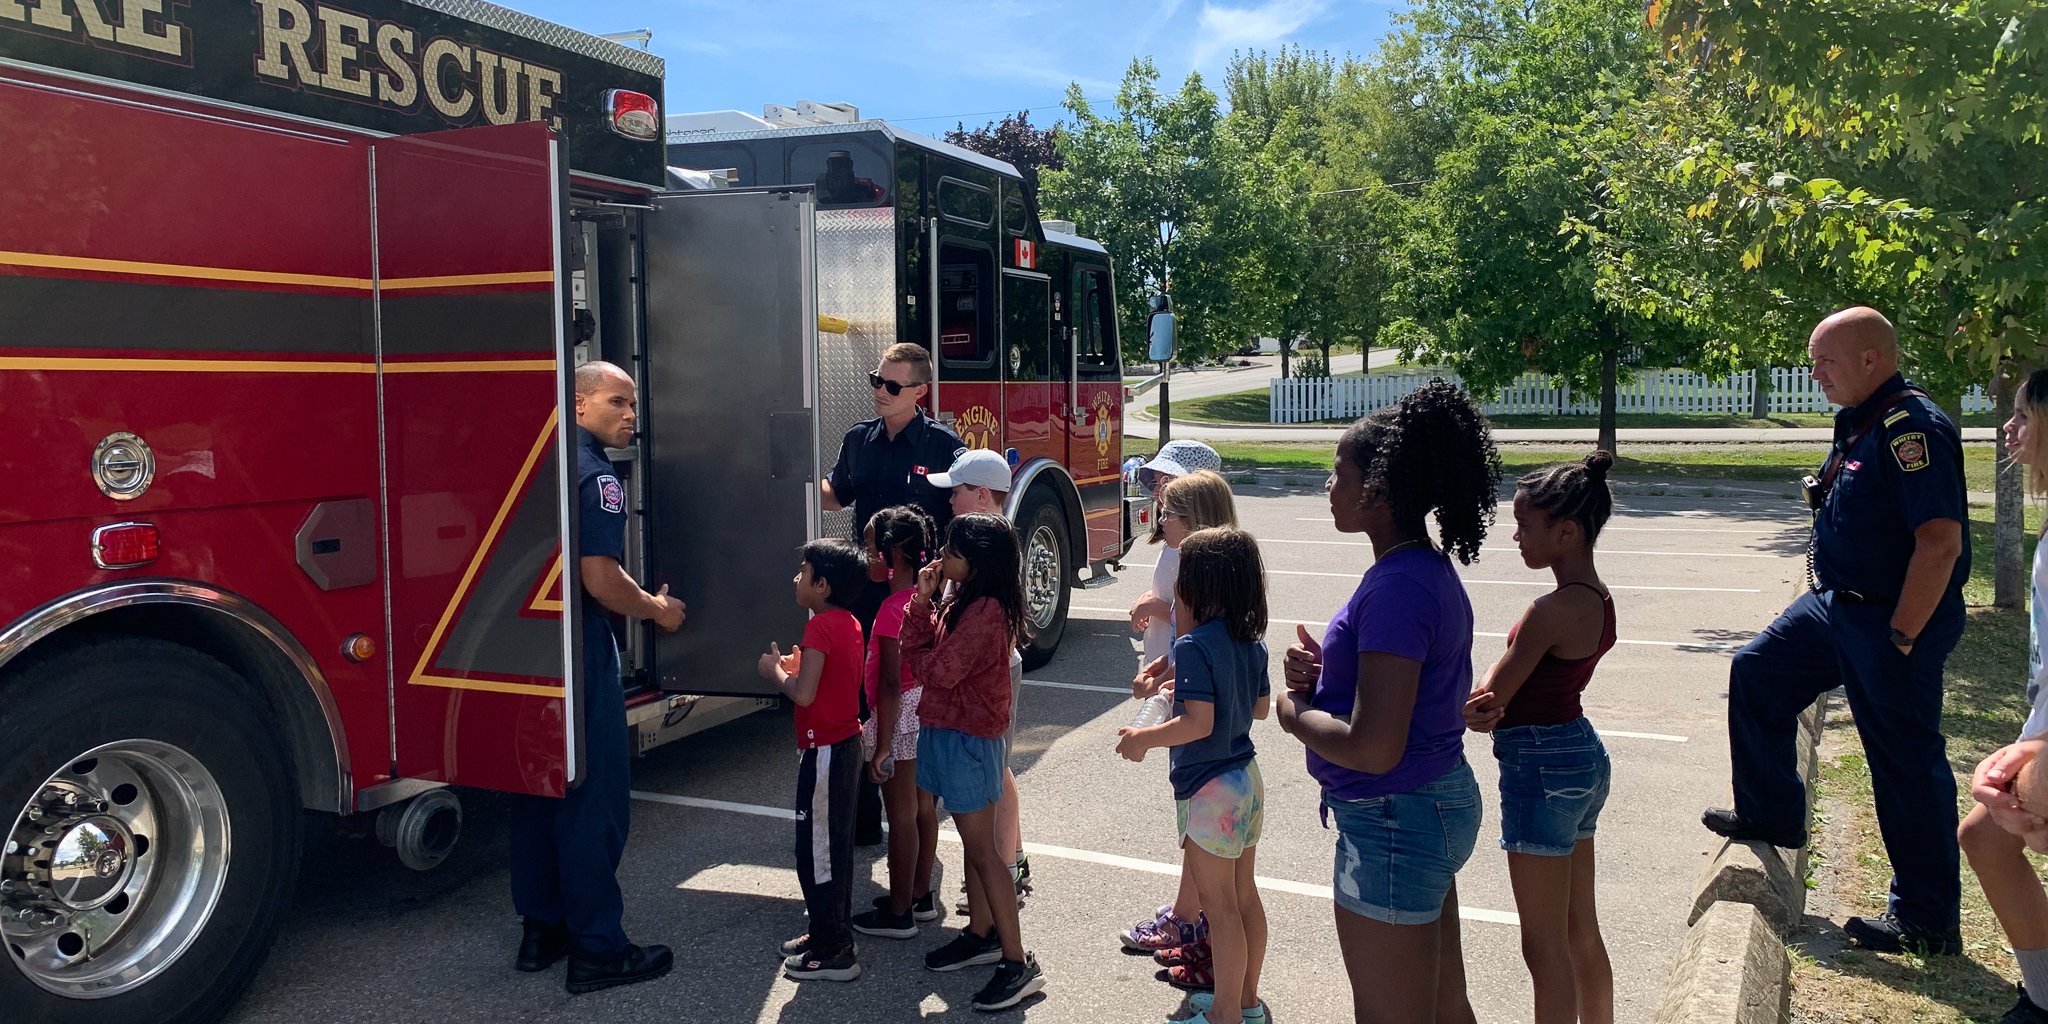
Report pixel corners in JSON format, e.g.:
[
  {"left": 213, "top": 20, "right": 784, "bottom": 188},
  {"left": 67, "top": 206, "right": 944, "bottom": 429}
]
[{"left": 1276, "top": 379, "right": 1501, "bottom": 1024}]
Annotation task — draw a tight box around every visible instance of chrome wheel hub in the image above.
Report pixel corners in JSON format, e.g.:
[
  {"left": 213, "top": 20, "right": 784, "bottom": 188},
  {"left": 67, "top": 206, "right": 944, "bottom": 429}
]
[
  {"left": 4, "top": 741, "right": 230, "bottom": 998},
  {"left": 1025, "top": 524, "right": 1062, "bottom": 631}
]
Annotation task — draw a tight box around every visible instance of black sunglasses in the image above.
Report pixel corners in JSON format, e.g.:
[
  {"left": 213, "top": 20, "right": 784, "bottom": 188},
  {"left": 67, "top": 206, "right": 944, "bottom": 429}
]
[{"left": 869, "top": 371, "right": 922, "bottom": 396}]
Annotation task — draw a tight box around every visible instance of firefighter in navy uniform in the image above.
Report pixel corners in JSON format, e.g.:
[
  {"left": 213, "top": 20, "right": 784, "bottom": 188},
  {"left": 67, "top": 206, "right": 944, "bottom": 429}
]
[
  {"left": 1705, "top": 307, "right": 1970, "bottom": 955},
  {"left": 822, "top": 341, "right": 964, "bottom": 547},
  {"left": 511, "top": 361, "right": 686, "bottom": 993},
  {"left": 822, "top": 341, "right": 964, "bottom": 845}
]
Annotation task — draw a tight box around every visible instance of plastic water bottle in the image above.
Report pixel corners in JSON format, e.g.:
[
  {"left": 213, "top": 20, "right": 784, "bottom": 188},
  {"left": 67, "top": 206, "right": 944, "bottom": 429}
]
[{"left": 1129, "top": 691, "right": 1173, "bottom": 730}]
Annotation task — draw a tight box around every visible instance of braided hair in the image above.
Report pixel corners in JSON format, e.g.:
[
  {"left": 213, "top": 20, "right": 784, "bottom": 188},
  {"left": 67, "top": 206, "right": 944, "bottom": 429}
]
[
  {"left": 1517, "top": 451, "right": 1615, "bottom": 544},
  {"left": 1339, "top": 379, "right": 1502, "bottom": 564},
  {"left": 868, "top": 504, "right": 937, "bottom": 571}
]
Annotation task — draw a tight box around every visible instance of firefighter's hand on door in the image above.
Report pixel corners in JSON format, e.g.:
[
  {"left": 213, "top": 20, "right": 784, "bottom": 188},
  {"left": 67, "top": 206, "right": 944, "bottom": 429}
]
[{"left": 652, "top": 585, "right": 687, "bottom": 633}]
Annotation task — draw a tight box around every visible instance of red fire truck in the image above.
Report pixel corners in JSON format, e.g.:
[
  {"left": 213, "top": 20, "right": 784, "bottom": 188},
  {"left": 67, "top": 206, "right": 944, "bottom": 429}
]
[{"left": 0, "top": 3, "right": 1130, "bottom": 1022}]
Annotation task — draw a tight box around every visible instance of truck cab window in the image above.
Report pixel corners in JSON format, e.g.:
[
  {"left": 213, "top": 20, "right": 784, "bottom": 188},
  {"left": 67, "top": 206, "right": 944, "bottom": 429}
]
[
  {"left": 938, "top": 243, "right": 995, "bottom": 376},
  {"left": 1076, "top": 266, "right": 1120, "bottom": 379}
]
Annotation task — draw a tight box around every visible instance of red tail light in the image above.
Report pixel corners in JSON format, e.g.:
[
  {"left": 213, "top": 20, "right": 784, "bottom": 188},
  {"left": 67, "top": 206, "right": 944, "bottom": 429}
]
[
  {"left": 606, "top": 89, "right": 660, "bottom": 141},
  {"left": 92, "top": 522, "right": 160, "bottom": 569}
]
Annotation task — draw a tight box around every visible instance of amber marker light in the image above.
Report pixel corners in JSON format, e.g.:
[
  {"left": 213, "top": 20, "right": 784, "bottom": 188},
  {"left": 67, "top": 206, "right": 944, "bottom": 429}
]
[{"left": 342, "top": 634, "right": 378, "bottom": 663}]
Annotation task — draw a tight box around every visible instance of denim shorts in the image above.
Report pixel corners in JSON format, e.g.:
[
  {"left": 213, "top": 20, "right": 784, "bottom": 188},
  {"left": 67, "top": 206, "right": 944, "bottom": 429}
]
[
  {"left": 1491, "top": 717, "right": 1611, "bottom": 856},
  {"left": 916, "top": 726, "right": 1003, "bottom": 815},
  {"left": 1326, "top": 758, "right": 1482, "bottom": 925}
]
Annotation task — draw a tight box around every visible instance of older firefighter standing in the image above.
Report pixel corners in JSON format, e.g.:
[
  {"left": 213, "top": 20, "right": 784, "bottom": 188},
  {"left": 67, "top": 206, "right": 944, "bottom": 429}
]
[
  {"left": 1704, "top": 307, "right": 1970, "bottom": 955},
  {"left": 512, "top": 361, "right": 686, "bottom": 993}
]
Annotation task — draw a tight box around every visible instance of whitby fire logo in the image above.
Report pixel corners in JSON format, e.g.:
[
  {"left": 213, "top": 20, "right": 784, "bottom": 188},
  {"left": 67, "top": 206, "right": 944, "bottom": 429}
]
[
  {"left": 1092, "top": 392, "right": 1115, "bottom": 468},
  {"left": 956, "top": 405, "right": 999, "bottom": 452}
]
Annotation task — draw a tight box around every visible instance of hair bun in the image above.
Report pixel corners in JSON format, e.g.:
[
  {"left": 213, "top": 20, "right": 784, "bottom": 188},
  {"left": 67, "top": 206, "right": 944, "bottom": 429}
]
[{"left": 1583, "top": 450, "right": 1614, "bottom": 479}]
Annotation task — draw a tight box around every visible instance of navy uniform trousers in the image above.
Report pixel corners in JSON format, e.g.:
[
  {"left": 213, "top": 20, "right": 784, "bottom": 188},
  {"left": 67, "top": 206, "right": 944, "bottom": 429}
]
[
  {"left": 509, "top": 615, "right": 631, "bottom": 959},
  {"left": 1728, "top": 587, "right": 1963, "bottom": 932}
]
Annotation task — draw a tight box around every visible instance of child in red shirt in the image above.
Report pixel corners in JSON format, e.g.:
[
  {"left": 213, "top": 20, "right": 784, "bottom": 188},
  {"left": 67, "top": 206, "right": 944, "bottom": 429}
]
[{"left": 757, "top": 539, "right": 870, "bottom": 982}]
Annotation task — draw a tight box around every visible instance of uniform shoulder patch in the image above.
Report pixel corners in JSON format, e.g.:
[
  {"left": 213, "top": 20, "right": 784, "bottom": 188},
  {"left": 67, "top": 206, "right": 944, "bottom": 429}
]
[
  {"left": 1882, "top": 409, "right": 1911, "bottom": 428},
  {"left": 1890, "top": 432, "right": 1930, "bottom": 473},
  {"left": 598, "top": 474, "right": 624, "bottom": 513}
]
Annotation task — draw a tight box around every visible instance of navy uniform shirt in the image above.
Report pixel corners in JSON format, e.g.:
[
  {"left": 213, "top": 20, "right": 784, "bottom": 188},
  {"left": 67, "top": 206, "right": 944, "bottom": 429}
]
[
  {"left": 827, "top": 412, "right": 965, "bottom": 542},
  {"left": 1812, "top": 373, "right": 1970, "bottom": 601},
  {"left": 576, "top": 426, "right": 627, "bottom": 628}
]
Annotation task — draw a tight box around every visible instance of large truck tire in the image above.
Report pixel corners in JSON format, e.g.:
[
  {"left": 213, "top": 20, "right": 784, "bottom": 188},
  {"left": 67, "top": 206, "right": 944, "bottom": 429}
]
[
  {"left": 0, "top": 637, "right": 301, "bottom": 1024},
  {"left": 1017, "top": 487, "right": 1073, "bottom": 671}
]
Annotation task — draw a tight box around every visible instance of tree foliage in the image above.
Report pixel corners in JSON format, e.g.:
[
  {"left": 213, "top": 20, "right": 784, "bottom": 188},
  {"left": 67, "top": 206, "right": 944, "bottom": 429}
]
[{"left": 943, "top": 111, "right": 1064, "bottom": 212}]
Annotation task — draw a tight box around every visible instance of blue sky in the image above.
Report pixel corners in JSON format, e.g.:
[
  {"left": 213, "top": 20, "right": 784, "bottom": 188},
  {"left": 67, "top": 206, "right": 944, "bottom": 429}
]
[{"left": 517, "top": 0, "right": 1404, "bottom": 132}]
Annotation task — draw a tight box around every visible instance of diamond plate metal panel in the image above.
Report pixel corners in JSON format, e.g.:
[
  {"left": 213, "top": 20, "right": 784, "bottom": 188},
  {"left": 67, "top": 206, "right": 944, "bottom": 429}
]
[
  {"left": 814, "top": 207, "right": 899, "bottom": 540},
  {"left": 402, "top": 0, "right": 666, "bottom": 77}
]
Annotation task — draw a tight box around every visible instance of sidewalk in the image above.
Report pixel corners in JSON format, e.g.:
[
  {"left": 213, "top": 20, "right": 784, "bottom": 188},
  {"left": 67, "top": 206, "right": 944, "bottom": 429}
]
[{"left": 1129, "top": 418, "right": 1999, "bottom": 445}]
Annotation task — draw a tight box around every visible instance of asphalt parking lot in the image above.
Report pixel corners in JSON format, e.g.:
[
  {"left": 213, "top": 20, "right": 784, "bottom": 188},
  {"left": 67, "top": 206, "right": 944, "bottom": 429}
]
[{"left": 223, "top": 485, "right": 1812, "bottom": 1024}]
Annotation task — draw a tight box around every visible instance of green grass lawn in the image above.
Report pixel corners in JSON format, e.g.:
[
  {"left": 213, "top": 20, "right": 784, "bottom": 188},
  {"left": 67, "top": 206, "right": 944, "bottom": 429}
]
[{"left": 1174, "top": 386, "right": 2005, "bottom": 430}]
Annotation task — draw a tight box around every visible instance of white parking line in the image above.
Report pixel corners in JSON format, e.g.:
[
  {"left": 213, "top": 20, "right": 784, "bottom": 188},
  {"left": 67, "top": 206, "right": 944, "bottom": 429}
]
[
  {"left": 1070, "top": 606, "right": 1744, "bottom": 652},
  {"left": 630, "top": 790, "right": 1521, "bottom": 927},
  {"left": 1599, "top": 730, "right": 1690, "bottom": 743},
  {"left": 1119, "top": 563, "right": 1762, "bottom": 594}
]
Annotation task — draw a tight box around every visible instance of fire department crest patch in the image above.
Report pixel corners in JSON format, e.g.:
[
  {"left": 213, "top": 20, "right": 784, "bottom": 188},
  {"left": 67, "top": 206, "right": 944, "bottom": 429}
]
[
  {"left": 1891, "top": 432, "right": 1930, "bottom": 473},
  {"left": 598, "top": 475, "right": 624, "bottom": 513}
]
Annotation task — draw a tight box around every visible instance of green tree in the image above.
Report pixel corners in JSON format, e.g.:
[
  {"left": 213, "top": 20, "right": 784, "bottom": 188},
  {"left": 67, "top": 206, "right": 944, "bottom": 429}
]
[
  {"left": 1609, "top": 0, "right": 2048, "bottom": 604},
  {"left": 1040, "top": 59, "right": 1257, "bottom": 365},
  {"left": 1387, "top": 0, "right": 1699, "bottom": 452}
]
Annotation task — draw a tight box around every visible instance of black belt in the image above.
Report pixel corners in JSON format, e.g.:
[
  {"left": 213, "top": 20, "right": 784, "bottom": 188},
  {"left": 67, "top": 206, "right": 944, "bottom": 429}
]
[{"left": 1813, "top": 585, "right": 1894, "bottom": 605}]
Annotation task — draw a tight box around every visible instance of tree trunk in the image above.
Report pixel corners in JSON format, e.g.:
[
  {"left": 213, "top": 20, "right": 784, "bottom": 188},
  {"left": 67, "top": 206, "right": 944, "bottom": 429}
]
[
  {"left": 1751, "top": 364, "right": 1771, "bottom": 420},
  {"left": 1598, "top": 347, "right": 1619, "bottom": 454},
  {"left": 1994, "top": 359, "right": 2025, "bottom": 608},
  {"left": 1280, "top": 336, "right": 1290, "bottom": 379}
]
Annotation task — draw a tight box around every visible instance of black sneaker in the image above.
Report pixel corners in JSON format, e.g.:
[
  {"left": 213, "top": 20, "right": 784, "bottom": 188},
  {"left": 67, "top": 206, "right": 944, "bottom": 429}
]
[
  {"left": 784, "top": 943, "right": 862, "bottom": 982},
  {"left": 971, "top": 954, "right": 1046, "bottom": 1011},
  {"left": 778, "top": 932, "right": 811, "bottom": 958},
  {"left": 514, "top": 918, "right": 569, "bottom": 973},
  {"left": 853, "top": 906, "right": 919, "bottom": 939},
  {"left": 1842, "top": 912, "right": 1962, "bottom": 956},
  {"left": 2001, "top": 985, "right": 2048, "bottom": 1024},
  {"left": 924, "top": 929, "right": 1003, "bottom": 972},
  {"left": 873, "top": 892, "right": 944, "bottom": 922},
  {"left": 1701, "top": 807, "right": 1806, "bottom": 849},
  {"left": 565, "top": 943, "right": 673, "bottom": 995},
  {"left": 1014, "top": 856, "right": 1033, "bottom": 896}
]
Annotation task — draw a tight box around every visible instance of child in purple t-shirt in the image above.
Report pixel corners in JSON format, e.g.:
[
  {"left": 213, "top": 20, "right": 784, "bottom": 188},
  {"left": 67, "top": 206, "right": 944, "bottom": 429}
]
[{"left": 1276, "top": 380, "right": 1501, "bottom": 1024}]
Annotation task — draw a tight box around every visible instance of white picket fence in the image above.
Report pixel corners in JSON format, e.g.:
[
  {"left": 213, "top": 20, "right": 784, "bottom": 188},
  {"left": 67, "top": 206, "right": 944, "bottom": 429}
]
[{"left": 1269, "top": 368, "right": 1994, "bottom": 423}]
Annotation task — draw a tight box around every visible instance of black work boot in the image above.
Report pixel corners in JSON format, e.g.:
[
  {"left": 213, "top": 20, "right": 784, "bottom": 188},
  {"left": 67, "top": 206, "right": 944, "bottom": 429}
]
[
  {"left": 565, "top": 943, "right": 674, "bottom": 994},
  {"left": 1842, "top": 912, "right": 1962, "bottom": 956},
  {"left": 1701, "top": 807, "right": 1807, "bottom": 849},
  {"left": 514, "top": 918, "right": 569, "bottom": 973}
]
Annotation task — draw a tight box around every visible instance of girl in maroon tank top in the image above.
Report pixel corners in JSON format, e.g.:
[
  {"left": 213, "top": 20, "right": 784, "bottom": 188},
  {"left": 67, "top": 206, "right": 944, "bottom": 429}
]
[{"left": 1464, "top": 451, "right": 1618, "bottom": 1024}]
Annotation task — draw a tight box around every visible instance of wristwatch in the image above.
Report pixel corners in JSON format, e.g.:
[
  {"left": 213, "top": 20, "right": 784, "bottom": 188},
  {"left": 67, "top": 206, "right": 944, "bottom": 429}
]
[{"left": 1890, "top": 627, "right": 1917, "bottom": 648}]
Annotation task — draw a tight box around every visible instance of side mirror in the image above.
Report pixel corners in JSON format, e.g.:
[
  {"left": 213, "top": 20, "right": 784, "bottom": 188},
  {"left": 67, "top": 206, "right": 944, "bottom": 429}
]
[{"left": 1147, "top": 310, "right": 1176, "bottom": 363}]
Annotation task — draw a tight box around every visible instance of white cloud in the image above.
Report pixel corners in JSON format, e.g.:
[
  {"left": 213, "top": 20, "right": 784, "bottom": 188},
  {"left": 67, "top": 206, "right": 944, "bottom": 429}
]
[{"left": 1191, "top": 0, "right": 1328, "bottom": 66}]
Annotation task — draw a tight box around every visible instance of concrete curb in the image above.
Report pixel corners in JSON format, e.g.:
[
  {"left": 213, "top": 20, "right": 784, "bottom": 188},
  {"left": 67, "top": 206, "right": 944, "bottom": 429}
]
[
  {"left": 1687, "top": 695, "right": 1827, "bottom": 936},
  {"left": 1651, "top": 902, "right": 1791, "bottom": 1024},
  {"left": 1656, "top": 693, "right": 1827, "bottom": 1022}
]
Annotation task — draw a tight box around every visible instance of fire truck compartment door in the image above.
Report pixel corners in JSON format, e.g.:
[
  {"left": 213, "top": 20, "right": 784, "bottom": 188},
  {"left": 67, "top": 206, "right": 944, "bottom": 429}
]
[
  {"left": 642, "top": 188, "right": 818, "bottom": 697},
  {"left": 374, "top": 122, "right": 586, "bottom": 798}
]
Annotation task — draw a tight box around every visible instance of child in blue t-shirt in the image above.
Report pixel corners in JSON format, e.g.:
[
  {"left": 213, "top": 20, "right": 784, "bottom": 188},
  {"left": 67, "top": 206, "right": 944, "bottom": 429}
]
[{"left": 1117, "top": 526, "right": 1271, "bottom": 1024}]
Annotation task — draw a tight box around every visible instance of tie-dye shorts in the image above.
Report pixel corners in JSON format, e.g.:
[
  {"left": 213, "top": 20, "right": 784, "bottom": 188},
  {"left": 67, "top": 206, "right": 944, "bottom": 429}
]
[{"left": 1176, "top": 759, "right": 1264, "bottom": 859}]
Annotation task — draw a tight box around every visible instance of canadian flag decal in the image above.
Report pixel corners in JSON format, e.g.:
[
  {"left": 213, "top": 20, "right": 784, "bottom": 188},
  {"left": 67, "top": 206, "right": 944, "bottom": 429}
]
[{"left": 1015, "top": 238, "right": 1036, "bottom": 269}]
